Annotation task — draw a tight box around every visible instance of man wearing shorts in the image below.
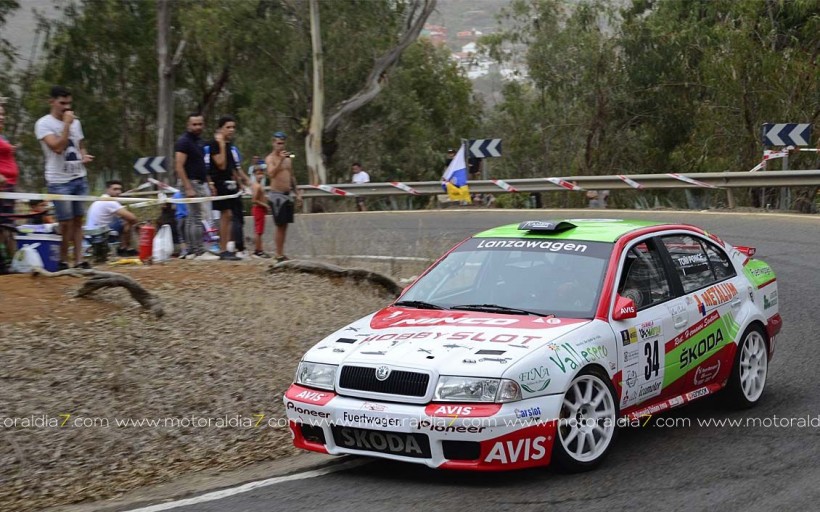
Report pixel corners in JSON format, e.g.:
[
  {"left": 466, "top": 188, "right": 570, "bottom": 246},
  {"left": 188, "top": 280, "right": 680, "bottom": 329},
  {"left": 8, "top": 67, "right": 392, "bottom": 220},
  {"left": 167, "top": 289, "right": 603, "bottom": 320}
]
[
  {"left": 207, "top": 115, "right": 241, "bottom": 261},
  {"left": 35, "top": 85, "right": 94, "bottom": 270},
  {"left": 264, "top": 131, "right": 301, "bottom": 262},
  {"left": 250, "top": 165, "right": 271, "bottom": 258}
]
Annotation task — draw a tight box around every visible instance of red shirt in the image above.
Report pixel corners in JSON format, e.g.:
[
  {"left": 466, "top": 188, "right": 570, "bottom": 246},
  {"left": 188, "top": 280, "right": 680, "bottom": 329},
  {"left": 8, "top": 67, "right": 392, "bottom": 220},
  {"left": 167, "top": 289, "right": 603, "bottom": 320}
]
[{"left": 0, "top": 135, "right": 19, "bottom": 186}]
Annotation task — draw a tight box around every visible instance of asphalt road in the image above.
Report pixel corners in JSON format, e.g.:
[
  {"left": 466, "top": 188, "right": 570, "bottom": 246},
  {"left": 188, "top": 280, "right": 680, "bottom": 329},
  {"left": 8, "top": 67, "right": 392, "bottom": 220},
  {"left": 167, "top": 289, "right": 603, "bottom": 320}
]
[{"left": 177, "top": 210, "right": 819, "bottom": 512}]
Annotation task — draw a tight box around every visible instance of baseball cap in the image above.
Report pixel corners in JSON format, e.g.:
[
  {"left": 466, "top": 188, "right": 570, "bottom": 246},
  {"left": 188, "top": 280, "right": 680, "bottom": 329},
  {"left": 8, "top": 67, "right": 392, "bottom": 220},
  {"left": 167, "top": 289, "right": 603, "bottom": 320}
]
[{"left": 272, "top": 131, "right": 287, "bottom": 140}]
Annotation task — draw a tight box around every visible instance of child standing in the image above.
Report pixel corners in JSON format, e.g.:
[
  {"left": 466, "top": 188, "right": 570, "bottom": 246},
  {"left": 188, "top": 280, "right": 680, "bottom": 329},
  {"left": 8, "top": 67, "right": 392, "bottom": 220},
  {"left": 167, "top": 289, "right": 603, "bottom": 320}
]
[{"left": 250, "top": 164, "right": 271, "bottom": 258}]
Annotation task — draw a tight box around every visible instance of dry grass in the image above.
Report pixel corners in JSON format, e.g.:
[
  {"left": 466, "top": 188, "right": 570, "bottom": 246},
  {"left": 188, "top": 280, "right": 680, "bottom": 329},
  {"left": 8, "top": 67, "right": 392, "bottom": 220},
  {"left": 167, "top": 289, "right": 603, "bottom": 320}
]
[{"left": 0, "top": 261, "right": 399, "bottom": 510}]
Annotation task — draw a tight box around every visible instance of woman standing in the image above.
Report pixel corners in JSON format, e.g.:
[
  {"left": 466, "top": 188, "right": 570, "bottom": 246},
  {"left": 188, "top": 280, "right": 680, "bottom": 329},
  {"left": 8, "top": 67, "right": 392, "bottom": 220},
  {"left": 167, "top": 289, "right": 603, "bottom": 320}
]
[{"left": 0, "top": 103, "right": 20, "bottom": 216}]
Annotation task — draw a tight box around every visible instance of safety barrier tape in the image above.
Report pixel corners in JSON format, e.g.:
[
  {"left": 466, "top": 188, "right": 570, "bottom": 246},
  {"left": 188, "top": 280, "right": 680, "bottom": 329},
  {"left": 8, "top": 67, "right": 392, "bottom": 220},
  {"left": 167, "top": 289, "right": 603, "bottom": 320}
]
[
  {"left": 667, "top": 173, "right": 718, "bottom": 189},
  {"left": 491, "top": 179, "right": 519, "bottom": 192},
  {"left": 148, "top": 177, "right": 180, "bottom": 194},
  {"left": 617, "top": 175, "right": 644, "bottom": 189},
  {"left": 389, "top": 181, "right": 420, "bottom": 195},
  {"left": 0, "top": 190, "right": 244, "bottom": 204},
  {"left": 545, "top": 177, "right": 584, "bottom": 191},
  {"left": 311, "top": 184, "right": 355, "bottom": 197},
  {"left": 749, "top": 147, "right": 818, "bottom": 172}
]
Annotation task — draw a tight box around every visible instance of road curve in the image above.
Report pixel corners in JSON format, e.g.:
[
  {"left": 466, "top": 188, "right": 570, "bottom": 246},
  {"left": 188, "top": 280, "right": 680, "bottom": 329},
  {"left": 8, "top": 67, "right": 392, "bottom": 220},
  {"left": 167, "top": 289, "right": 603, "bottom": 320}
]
[{"left": 160, "top": 210, "right": 820, "bottom": 512}]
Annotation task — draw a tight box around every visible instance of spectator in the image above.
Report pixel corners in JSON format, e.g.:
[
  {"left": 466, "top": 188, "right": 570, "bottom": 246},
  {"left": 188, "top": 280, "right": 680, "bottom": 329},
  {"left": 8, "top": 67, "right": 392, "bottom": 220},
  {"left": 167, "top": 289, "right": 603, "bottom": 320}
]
[
  {"left": 586, "top": 190, "right": 610, "bottom": 209},
  {"left": 28, "top": 200, "right": 55, "bottom": 225},
  {"left": 351, "top": 161, "right": 370, "bottom": 211},
  {"left": 174, "top": 113, "right": 217, "bottom": 260},
  {"left": 265, "top": 131, "right": 301, "bottom": 262},
  {"left": 207, "top": 115, "right": 241, "bottom": 261},
  {"left": 444, "top": 148, "right": 455, "bottom": 168},
  {"left": 172, "top": 190, "right": 188, "bottom": 257},
  {"left": 0, "top": 103, "right": 19, "bottom": 217},
  {"left": 468, "top": 155, "right": 482, "bottom": 181},
  {"left": 84, "top": 180, "right": 138, "bottom": 256},
  {"left": 229, "top": 146, "right": 251, "bottom": 258},
  {"left": 35, "top": 85, "right": 94, "bottom": 270},
  {"left": 250, "top": 164, "right": 271, "bottom": 258}
]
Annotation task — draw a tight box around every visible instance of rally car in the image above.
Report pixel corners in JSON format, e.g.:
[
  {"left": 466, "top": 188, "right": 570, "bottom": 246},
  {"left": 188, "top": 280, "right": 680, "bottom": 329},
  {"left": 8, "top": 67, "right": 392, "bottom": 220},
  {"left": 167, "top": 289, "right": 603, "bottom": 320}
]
[{"left": 284, "top": 219, "right": 781, "bottom": 471}]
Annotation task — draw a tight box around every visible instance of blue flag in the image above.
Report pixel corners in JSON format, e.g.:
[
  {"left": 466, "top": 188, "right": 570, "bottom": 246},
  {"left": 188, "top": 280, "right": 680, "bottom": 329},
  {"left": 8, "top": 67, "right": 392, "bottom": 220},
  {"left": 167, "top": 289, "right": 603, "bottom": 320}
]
[{"left": 442, "top": 146, "right": 469, "bottom": 187}]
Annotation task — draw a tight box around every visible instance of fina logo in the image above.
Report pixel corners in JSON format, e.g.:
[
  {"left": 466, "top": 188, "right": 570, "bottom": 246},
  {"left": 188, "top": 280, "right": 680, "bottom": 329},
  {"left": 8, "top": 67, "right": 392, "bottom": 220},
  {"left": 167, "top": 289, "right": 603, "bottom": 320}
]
[{"left": 375, "top": 366, "right": 391, "bottom": 381}]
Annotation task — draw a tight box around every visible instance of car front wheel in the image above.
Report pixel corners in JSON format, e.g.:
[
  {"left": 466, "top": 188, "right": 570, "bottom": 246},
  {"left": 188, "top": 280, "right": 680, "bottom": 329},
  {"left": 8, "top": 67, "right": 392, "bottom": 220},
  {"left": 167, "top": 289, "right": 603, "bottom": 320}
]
[
  {"left": 725, "top": 325, "right": 768, "bottom": 408},
  {"left": 552, "top": 368, "right": 617, "bottom": 472}
]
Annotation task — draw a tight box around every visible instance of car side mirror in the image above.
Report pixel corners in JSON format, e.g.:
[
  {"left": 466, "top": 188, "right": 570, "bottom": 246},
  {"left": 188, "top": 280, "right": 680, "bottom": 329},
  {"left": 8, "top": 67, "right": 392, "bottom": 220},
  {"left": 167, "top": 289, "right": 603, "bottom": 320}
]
[{"left": 612, "top": 295, "right": 637, "bottom": 320}]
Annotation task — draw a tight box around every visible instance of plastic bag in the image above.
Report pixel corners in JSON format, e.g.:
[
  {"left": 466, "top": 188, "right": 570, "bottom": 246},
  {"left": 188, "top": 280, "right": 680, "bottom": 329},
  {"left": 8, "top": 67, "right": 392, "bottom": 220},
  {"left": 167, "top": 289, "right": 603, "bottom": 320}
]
[
  {"left": 11, "top": 243, "right": 45, "bottom": 273},
  {"left": 152, "top": 225, "right": 173, "bottom": 262}
]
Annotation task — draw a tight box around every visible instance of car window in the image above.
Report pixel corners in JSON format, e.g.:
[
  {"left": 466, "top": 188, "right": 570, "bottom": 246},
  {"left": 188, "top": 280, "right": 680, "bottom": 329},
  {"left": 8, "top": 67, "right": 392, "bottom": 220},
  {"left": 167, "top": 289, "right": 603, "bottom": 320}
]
[
  {"left": 617, "top": 241, "right": 672, "bottom": 310},
  {"left": 701, "top": 239, "right": 736, "bottom": 281},
  {"left": 434, "top": 250, "right": 489, "bottom": 297},
  {"left": 399, "top": 238, "right": 612, "bottom": 318},
  {"left": 661, "top": 235, "right": 722, "bottom": 293}
]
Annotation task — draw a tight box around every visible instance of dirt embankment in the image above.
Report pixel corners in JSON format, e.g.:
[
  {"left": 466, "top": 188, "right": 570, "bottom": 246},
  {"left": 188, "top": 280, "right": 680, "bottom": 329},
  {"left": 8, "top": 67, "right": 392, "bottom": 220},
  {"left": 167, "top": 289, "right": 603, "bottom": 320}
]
[{"left": 0, "top": 260, "right": 396, "bottom": 511}]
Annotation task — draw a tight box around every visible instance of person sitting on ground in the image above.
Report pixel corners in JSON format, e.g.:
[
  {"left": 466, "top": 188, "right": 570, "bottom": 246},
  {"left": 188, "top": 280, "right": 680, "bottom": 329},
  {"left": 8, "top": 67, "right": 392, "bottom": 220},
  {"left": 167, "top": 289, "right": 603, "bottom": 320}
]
[{"left": 84, "top": 180, "right": 138, "bottom": 256}]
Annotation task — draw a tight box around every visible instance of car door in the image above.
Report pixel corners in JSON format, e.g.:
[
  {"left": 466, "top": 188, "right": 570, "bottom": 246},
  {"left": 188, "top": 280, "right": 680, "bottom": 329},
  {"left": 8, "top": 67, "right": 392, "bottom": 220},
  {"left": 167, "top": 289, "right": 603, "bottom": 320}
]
[
  {"left": 657, "top": 233, "right": 747, "bottom": 399},
  {"left": 611, "top": 237, "right": 688, "bottom": 411}
]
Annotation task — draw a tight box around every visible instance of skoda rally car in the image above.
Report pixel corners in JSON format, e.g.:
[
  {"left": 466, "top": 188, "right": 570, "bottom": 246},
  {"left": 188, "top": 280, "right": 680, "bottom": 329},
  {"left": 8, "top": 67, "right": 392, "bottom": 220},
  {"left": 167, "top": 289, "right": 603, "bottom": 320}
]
[{"left": 284, "top": 219, "right": 781, "bottom": 471}]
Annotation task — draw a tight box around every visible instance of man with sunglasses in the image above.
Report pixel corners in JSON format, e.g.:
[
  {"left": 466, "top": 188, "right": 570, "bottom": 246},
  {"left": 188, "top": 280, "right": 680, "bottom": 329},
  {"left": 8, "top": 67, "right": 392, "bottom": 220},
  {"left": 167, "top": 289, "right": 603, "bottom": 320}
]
[
  {"left": 265, "top": 131, "right": 301, "bottom": 262},
  {"left": 35, "top": 85, "right": 94, "bottom": 270}
]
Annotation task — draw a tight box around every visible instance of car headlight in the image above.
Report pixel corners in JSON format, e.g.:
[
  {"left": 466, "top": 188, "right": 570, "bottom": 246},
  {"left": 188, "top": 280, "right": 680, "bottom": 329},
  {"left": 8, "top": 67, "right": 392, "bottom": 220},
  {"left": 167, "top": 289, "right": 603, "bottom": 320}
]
[
  {"left": 295, "top": 362, "right": 337, "bottom": 391},
  {"left": 434, "top": 376, "right": 522, "bottom": 403}
]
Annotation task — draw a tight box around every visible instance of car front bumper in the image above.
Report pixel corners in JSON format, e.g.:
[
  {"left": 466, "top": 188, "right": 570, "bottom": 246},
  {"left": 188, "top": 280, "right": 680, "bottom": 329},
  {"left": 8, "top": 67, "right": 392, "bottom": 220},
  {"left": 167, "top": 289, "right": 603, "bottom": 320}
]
[{"left": 284, "top": 384, "right": 562, "bottom": 470}]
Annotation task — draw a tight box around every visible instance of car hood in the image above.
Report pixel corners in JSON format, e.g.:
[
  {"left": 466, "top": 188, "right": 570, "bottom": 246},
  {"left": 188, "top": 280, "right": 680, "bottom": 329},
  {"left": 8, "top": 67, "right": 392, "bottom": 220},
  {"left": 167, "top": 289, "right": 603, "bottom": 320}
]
[{"left": 302, "top": 306, "right": 591, "bottom": 377}]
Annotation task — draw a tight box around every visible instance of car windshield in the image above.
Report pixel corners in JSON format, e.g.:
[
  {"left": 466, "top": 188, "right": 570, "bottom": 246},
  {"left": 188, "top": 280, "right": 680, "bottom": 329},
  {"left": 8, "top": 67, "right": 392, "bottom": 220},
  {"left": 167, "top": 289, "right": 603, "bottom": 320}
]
[{"left": 399, "top": 237, "right": 613, "bottom": 319}]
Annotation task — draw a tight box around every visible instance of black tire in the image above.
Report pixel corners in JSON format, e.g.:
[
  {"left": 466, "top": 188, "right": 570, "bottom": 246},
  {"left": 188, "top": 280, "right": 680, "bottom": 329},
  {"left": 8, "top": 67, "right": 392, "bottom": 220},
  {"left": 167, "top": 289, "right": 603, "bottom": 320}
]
[
  {"left": 724, "top": 324, "right": 769, "bottom": 409},
  {"left": 552, "top": 367, "right": 618, "bottom": 472}
]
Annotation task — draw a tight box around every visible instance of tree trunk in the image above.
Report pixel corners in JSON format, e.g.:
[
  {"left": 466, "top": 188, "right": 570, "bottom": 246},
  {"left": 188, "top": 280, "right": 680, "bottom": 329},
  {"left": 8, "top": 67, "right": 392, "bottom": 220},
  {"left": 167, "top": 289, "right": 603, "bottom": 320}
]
[
  {"left": 317, "top": 0, "right": 437, "bottom": 176},
  {"left": 306, "top": 0, "right": 326, "bottom": 185},
  {"left": 156, "top": 0, "right": 174, "bottom": 174}
]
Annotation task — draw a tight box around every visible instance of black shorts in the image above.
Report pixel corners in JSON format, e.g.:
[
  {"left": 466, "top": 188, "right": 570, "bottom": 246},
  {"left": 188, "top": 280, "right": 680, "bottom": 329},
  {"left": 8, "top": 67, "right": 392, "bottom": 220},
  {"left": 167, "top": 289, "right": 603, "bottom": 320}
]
[
  {"left": 268, "top": 191, "right": 294, "bottom": 226},
  {"left": 212, "top": 180, "right": 239, "bottom": 212}
]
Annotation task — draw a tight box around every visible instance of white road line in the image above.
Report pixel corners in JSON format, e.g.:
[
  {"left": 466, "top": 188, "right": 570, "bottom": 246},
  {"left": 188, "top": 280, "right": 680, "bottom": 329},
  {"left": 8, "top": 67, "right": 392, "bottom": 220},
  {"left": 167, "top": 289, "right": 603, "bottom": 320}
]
[{"left": 125, "top": 458, "right": 368, "bottom": 512}]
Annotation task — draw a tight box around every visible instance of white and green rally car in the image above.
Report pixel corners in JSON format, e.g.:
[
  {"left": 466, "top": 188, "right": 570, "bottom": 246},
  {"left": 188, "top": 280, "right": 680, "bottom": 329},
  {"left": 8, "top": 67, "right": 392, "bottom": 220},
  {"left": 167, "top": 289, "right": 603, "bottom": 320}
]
[{"left": 285, "top": 219, "right": 781, "bottom": 471}]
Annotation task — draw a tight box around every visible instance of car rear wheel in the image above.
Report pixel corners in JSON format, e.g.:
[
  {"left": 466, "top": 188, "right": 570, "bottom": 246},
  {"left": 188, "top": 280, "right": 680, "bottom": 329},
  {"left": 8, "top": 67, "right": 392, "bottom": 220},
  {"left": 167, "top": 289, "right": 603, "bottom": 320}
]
[
  {"left": 725, "top": 325, "right": 768, "bottom": 408},
  {"left": 552, "top": 369, "right": 617, "bottom": 472}
]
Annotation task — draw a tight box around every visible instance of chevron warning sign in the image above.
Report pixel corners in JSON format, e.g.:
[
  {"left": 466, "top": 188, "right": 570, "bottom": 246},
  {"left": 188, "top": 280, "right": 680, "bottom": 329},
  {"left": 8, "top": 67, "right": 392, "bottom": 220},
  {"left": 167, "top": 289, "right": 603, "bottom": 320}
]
[
  {"left": 762, "top": 123, "right": 811, "bottom": 146},
  {"left": 468, "top": 139, "right": 502, "bottom": 158},
  {"left": 134, "top": 156, "right": 167, "bottom": 175}
]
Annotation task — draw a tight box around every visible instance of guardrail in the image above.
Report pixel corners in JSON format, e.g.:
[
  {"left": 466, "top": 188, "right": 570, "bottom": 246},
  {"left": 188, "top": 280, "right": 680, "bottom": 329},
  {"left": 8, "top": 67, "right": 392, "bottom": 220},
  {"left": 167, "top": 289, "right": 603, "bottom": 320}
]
[{"left": 298, "top": 170, "right": 820, "bottom": 198}]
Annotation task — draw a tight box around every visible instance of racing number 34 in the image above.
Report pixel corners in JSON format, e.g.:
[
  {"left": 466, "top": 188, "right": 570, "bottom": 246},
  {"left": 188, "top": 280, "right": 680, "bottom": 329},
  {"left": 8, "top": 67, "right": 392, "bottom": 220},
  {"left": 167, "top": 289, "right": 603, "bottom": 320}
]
[{"left": 645, "top": 340, "right": 659, "bottom": 380}]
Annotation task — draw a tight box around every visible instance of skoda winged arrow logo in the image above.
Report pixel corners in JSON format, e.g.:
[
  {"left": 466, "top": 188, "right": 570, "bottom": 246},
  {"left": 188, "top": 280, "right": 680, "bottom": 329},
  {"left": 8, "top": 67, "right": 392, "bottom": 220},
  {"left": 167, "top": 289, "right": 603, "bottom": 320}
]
[{"left": 375, "top": 366, "right": 391, "bottom": 381}]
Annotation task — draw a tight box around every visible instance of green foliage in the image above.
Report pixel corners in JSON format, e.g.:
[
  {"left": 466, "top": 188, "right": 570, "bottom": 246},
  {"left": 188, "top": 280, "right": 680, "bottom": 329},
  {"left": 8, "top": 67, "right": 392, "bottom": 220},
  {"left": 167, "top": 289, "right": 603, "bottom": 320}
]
[
  {"left": 0, "top": 0, "right": 20, "bottom": 61},
  {"left": 333, "top": 40, "right": 479, "bottom": 183},
  {"left": 493, "top": 192, "right": 531, "bottom": 209},
  {"left": 6, "top": 0, "right": 476, "bottom": 191},
  {"left": 3, "top": 0, "right": 817, "bottom": 212},
  {"left": 483, "top": 0, "right": 819, "bottom": 206}
]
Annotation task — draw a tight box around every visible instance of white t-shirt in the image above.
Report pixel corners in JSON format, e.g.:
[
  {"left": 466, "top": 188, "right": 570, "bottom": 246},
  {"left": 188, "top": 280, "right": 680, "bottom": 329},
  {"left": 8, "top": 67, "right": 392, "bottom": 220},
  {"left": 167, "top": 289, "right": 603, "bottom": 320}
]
[
  {"left": 352, "top": 170, "right": 370, "bottom": 184},
  {"left": 85, "top": 195, "right": 124, "bottom": 229},
  {"left": 35, "top": 114, "right": 87, "bottom": 184}
]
